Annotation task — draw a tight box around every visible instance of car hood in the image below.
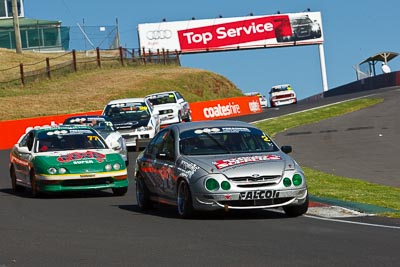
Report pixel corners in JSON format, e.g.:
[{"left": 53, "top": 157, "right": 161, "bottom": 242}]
[
  {"left": 33, "top": 149, "right": 125, "bottom": 173},
  {"left": 181, "top": 152, "right": 295, "bottom": 178}
]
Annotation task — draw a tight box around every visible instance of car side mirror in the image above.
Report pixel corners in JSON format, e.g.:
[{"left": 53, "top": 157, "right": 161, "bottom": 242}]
[
  {"left": 18, "top": 146, "right": 31, "bottom": 154},
  {"left": 281, "top": 145, "right": 292, "bottom": 154},
  {"left": 110, "top": 140, "right": 121, "bottom": 150}
]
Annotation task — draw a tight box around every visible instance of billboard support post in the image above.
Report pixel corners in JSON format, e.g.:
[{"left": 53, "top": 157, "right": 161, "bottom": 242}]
[{"left": 318, "top": 43, "right": 329, "bottom": 92}]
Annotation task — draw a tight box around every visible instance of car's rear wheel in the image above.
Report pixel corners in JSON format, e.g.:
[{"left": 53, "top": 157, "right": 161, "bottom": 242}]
[
  {"left": 10, "top": 166, "right": 24, "bottom": 193},
  {"left": 136, "top": 176, "right": 152, "bottom": 210},
  {"left": 112, "top": 187, "right": 128, "bottom": 196},
  {"left": 283, "top": 194, "right": 309, "bottom": 217},
  {"left": 177, "top": 180, "right": 194, "bottom": 218}
]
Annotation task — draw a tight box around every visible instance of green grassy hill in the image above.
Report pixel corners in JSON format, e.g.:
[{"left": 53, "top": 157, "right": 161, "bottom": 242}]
[{"left": 0, "top": 49, "right": 244, "bottom": 120}]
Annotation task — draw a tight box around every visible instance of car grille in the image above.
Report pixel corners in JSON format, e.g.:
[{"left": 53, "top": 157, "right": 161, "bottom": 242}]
[
  {"left": 274, "top": 93, "right": 294, "bottom": 100},
  {"left": 218, "top": 197, "right": 293, "bottom": 207},
  {"left": 229, "top": 175, "right": 281, "bottom": 188},
  {"left": 121, "top": 134, "right": 150, "bottom": 140},
  {"left": 159, "top": 109, "right": 173, "bottom": 115},
  {"left": 62, "top": 178, "right": 114, "bottom": 187}
]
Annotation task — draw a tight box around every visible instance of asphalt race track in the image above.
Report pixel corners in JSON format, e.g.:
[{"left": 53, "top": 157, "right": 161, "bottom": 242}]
[
  {"left": 0, "top": 86, "right": 399, "bottom": 267},
  {"left": 275, "top": 88, "right": 400, "bottom": 188}
]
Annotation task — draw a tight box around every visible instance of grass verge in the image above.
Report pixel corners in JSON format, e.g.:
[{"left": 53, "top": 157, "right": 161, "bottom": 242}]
[{"left": 254, "top": 97, "right": 400, "bottom": 218}]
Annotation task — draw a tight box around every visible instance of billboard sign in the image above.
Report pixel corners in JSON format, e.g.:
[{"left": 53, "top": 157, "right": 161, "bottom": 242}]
[{"left": 138, "top": 12, "right": 323, "bottom": 53}]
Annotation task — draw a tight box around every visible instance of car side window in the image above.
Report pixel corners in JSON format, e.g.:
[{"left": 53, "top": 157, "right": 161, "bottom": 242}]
[
  {"left": 19, "top": 133, "right": 29, "bottom": 147},
  {"left": 26, "top": 132, "right": 35, "bottom": 151},
  {"left": 145, "top": 129, "right": 167, "bottom": 158},
  {"left": 176, "top": 92, "right": 183, "bottom": 101},
  {"left": 145, "top": 100, "right": 154, "bottom": 113},
  {"left": 160, "top": 130, "right": 175, "bottom": 161}
]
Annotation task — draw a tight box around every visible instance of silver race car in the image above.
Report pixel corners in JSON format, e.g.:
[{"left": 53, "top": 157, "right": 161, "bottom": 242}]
[{"left": 134, "top": 120, "right": 308, "bottom": 218}]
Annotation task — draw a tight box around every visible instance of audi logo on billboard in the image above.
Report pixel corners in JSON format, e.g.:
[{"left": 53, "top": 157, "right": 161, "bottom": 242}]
[{"left": 146, "top": 30, "right": 172, "bottom": 40}]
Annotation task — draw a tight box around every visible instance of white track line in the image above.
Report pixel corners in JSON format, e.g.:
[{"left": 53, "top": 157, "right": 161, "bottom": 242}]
[{"left": 304, "top": 214, "right": 400, "bottom": 230}]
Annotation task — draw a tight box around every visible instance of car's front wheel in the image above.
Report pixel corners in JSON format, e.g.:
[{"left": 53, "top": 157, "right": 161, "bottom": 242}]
[
  {"left": 184, "top": 112, "right": 192, "bottom": 122},
  {"left": 30, "top": 170, "right": 40, "bottom": 198},
  {"left": 136, "top": 176, "right": 152, "bottom": 210},
  {"left": 283, "top": 194, "right": 309, "bottom": 217},
  {"left": 10, "top": 166, "right": 24, "bottom": 193},
  {"left": 177, "top": 180, "right": 194, "bottom": 218},
  {"left": 112, "top": 187, "right": 128, "bottom": 196}
]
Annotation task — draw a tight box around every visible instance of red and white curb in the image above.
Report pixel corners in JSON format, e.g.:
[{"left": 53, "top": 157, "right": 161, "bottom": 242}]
[{"left": 307, "top": 201, "right": 372, "bottom": 218}]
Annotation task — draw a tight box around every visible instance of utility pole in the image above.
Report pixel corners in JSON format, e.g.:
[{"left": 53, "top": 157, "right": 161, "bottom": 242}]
[{"left": 12, "top": 0, "right": 22, "bottom": 54}]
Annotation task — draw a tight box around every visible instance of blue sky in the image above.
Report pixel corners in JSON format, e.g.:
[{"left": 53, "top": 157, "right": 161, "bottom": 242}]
[{"left": 24, "top": 0, "right": 400, "bottom": 100}]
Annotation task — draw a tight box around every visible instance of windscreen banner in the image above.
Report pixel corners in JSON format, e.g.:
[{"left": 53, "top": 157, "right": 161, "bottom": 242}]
[{"left": 138, "top": 12, "right": 323, "bottom": 53}]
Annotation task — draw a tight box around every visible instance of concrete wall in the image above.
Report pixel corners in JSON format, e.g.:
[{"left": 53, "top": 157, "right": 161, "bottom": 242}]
[{"left": 323, "top": 71, "right": 400, "bottom": 98}]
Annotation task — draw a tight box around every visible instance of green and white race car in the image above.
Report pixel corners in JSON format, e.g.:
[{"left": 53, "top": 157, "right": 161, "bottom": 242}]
[{"left": 9, "top": 124, "right": 128, "bottom": 197}]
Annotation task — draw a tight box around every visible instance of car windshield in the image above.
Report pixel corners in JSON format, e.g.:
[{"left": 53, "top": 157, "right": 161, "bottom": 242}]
[
  {"left": 147, "top": 93, "right": 177, "bottom": 105},
  {"left": 271, "top": 85, "right": 292, "bottom": 93},
  {"left": 64, "top": 117, "right": 115, "bottom": 132},
  {"left": 293, "top": 17, "right": 313, "bottom": 25},
  {"left": 35, "top": 129, "right": 107, "bottom": 152},
  {"left": 179, "top": 127, "right": 279, "bottom": 155},
  {"left": 104, "top": 102, "right": 150, "bottom": 120}
]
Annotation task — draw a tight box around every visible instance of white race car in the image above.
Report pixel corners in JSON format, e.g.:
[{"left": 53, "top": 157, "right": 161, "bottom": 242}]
[
  {"left": 245, "top": 92, "right": 268, "bottom": 108},
  {"left": 269, "top": 84, "right": 297, "bottom": 107},
  {"left": 145, "top": 91, "right": 192, "bottom": 126},
  {"left": 102, "top": 98, "right": 160, "bottom": 148}
]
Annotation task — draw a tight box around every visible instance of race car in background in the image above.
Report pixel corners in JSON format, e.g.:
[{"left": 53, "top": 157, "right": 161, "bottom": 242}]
[
  {"left": 63, "top": 115, "right": 128, "bottom": 165},
  {"left": 245, "top": 92, "right": 268, "bottom": 108},
  {"left": 102, "top": 98, "right": 160, "bottom": 148},
  {"left": 9, "top": 125, "right": 128, "bottom": 197},
  {"left": 269, "top": 84, "right": 297, "bottom": 107},
  {"left": 145, "top": 91, "right": 192, "bottom": 126}
]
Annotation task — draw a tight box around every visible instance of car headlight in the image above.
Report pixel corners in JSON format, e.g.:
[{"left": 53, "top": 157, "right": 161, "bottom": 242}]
[
  {"left": 48, "top": 167, "right": 67, "bottom": 174},
  {"left": 205, "top": 178, "right": 231, "bottom": 191},
  {"left": 48, "top": 167, "right": 57, "bottom": 174},
  {"left": 113, "top": 163, "right": 121, "bottom": 170},
  {"left": 136, "top": 126, "right": 153, "bottom": 132},
  {"left": 282, "top": 173, "right": 304, "bottom": 187},
  {"left": 311, "top": 24, "right": 320, "bottom": 31},
  {"left": 105, "top": 164, "right": 112, "bottom": 171},
  {"left": 205, "top": 178, "right": 220, "bottom": 191},
  {"left": 292, "top": 174, "right": 303, "bottom": 186}
]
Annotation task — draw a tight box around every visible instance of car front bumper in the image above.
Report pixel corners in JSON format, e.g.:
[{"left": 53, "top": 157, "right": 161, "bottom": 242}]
[
  {"left": 35, "top": 170, "right": 128, "bottom": 192},
  {"left": 119, "top": 130, "right": 155, "bottom": 147},
  {"left": 159, "top": 114, "right": 180, "bottom": 125},
  {"left": 271, "top": 98, "right": 297, "bottom": 107},
  {"left": 192, "top": 188, "right": 308, "bottom": 211}
]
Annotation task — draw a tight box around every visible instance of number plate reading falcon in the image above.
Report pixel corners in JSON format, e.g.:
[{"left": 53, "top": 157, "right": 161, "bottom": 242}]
[{"left": 239, "top": 190, "right": 279, "bottom": 200}]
